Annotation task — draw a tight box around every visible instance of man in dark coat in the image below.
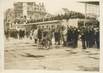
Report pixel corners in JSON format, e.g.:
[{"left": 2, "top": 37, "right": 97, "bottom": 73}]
[
  {"left": 73, "top": 28, "right": 79, "bottom": 48},
  {"left": 54, "top": 29, "right": 61, "bottom": 45},
  {"left": 81, "top": 27, "right": 86, "bottom": 49},
  {"left": 67, "top": 27, "right": 72, "bottom": 47},
  {"left": 95, "top": 28, "right": 100, "bottom": 48},
  {"left": 38, "top": 28, "right": 43, "bottom": 44}
]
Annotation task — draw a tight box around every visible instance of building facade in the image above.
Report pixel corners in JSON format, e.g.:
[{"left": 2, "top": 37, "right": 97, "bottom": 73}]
[
  {"left": 4, "top": 8, "right": 15, "bottom": 31},
  {"left": 14, "top": 2, "right": 46, "bottom": 20},
  {"left": 14, "top": 20, "right": 62, "bottom": 32},
  {"left": 86, "top": 3, "right": 99, "bottom": 18},
  {"left": 79, "top": 1, "right": 99, "bottom": 20}
]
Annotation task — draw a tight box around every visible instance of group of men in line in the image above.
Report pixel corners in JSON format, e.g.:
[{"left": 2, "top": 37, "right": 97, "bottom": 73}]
[
  {"left": 80, "top": 26, "right": 99, "bottom": 49},
  {"left": 5, "top": 25, "right": 100, "bottom": 49},
  {"left": 5, "top": 29, "right": 26, "bottom": 39}
]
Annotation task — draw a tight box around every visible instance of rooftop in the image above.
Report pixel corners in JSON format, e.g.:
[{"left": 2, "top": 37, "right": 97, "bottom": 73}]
[{"left": 78, "top": 0, "right": 99, "bottom": 5}]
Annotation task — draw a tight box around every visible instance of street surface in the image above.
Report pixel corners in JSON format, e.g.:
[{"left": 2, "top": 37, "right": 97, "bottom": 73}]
[{"left": 4, "top": 38, "right": 100, "bottom": 71}]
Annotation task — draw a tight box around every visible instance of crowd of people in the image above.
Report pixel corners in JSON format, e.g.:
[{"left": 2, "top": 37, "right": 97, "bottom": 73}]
[
  {"left": 5, "top": 25, "right": 100, "bottom": 49},
  {"left": 80, "top": 26, "right": 100, "bottom": 49}
]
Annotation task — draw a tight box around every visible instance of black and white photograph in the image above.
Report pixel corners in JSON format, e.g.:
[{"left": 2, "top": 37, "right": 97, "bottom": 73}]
[{"left": 2, "top": 0, "right": 100, "bottom": 71}]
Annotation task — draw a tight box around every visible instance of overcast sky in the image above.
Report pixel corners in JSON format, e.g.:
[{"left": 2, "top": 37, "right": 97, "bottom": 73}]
[{"left": 0, "top": 0, "right": 99, "bottom": 15}]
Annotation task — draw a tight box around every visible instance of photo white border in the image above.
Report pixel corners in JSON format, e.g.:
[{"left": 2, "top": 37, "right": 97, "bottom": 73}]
[{"left": 0, "top": 0, "right": 103, "bottom": 73}]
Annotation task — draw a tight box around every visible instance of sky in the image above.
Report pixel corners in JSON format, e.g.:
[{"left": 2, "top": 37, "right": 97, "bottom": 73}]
[
  {"left": 0, "top": 0, "right": 99, "bottom": 15},
  {"left": 0, "top": 0, "right": 86, "bottom": 15}
]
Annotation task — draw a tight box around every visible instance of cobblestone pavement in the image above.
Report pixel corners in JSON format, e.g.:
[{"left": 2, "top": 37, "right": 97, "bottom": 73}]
[{"left": 4, "top": 38, "right": 100, "bottom": 71}]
